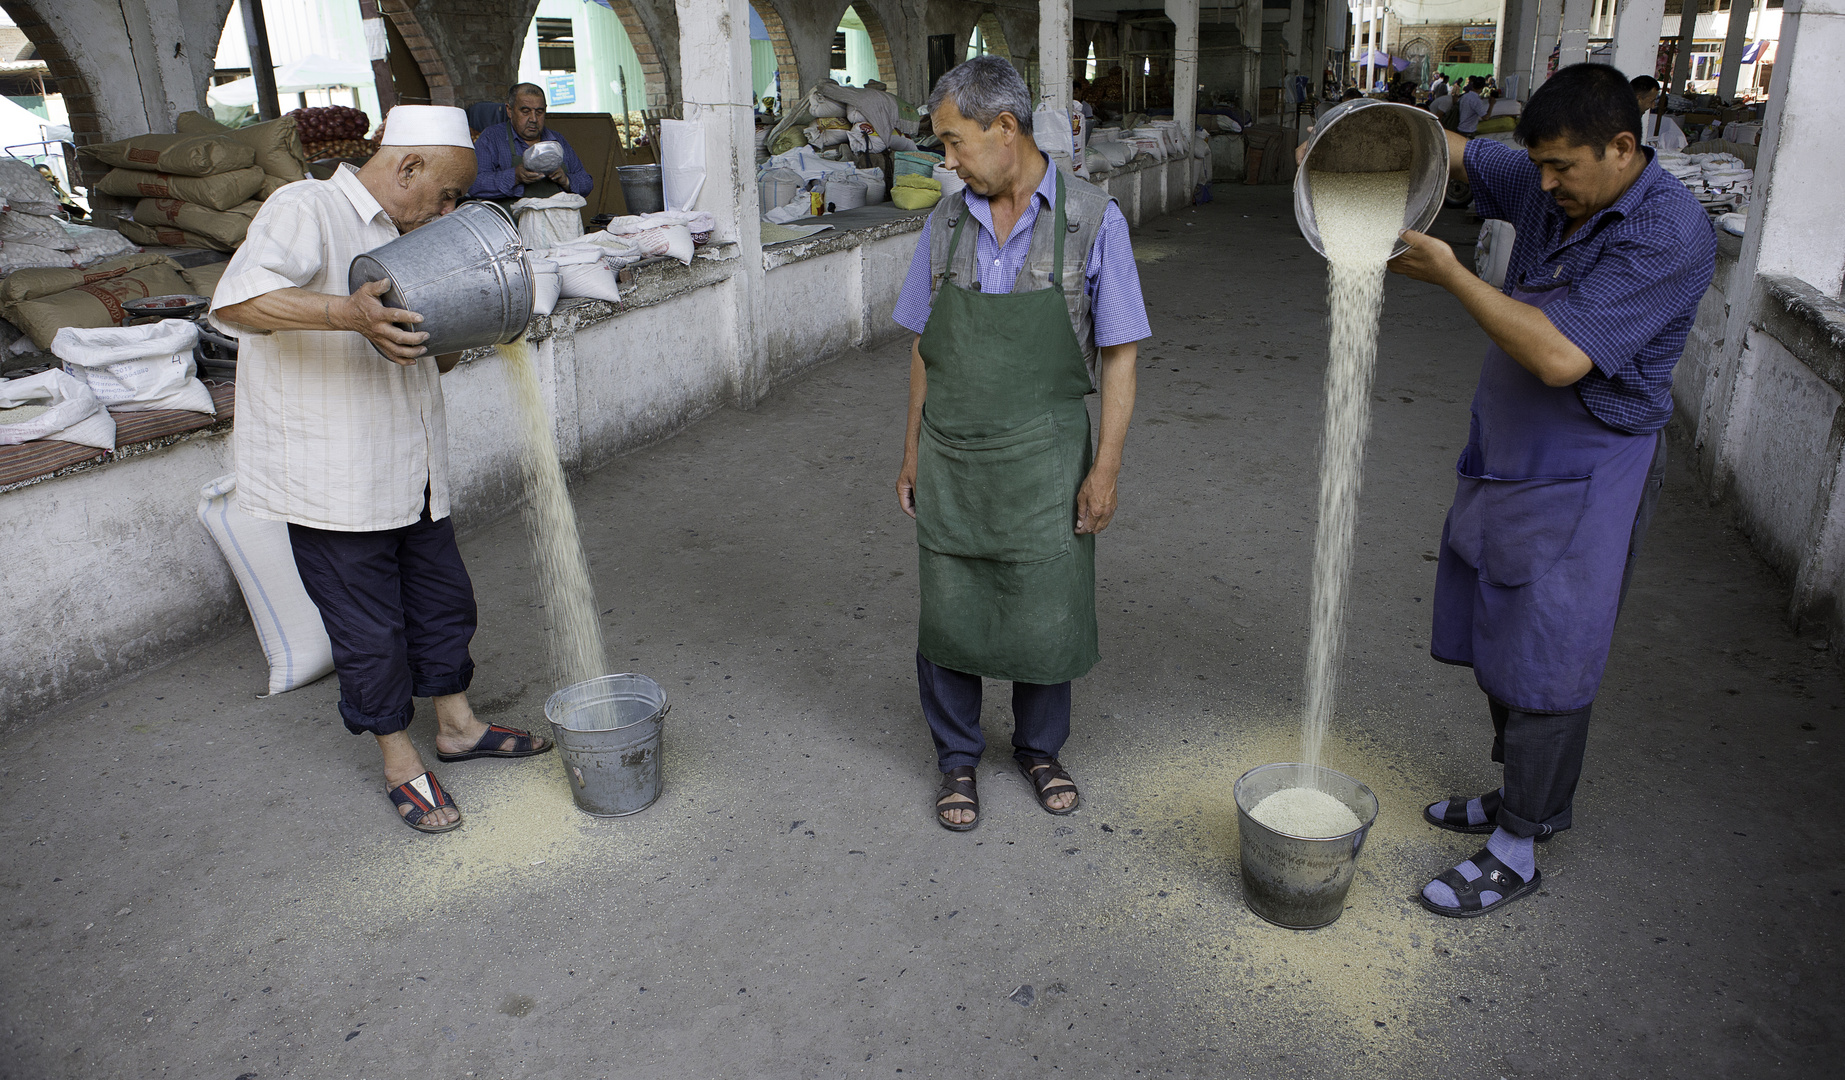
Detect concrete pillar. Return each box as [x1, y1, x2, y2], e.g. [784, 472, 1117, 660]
[1040, 0, 1073, 109]
[1610, 0, 1669, 79]
[674, 0, 765, 406]
[1284, 0, 1306, 106]
[1717, 0, 1755, 100]
[1167, 0, 1199, 188]
[1558, 0, 1593, 68]
[1671, 0, 1698, 91]
[1243, 1, 1264, 109]
[1499, 0, 1544, 99]
[1739, 0, 1845, 295]
[1362, 4, 1374, 90]
[1532, 0, 1563, 89]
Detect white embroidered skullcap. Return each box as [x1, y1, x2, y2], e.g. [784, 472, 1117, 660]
[378, 105, 473, 149]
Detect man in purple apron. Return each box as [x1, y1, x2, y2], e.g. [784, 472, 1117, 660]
[1387, 64, 1716, 917]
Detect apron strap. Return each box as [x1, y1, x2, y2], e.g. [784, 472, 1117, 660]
[943, 195, 971, 282]
[1050, 168, 1067, 289]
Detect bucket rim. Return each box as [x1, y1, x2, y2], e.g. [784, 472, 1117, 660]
[1293, 99, 1449, 262]
[543, 672, 669, 732]
[1233, 762, 1380, 839]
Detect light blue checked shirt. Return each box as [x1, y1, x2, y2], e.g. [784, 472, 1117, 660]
[890, 154, 1151, 349]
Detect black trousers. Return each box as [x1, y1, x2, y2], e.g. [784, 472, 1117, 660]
[917, 652, 1070, 772]
[288, 498, 478, 737]
[1491, 433, 1667, 839]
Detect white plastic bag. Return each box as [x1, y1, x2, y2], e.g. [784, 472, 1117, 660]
[512, 191, 587, 250]
[0, 241, 80, 274]
[528, 256, 560, 316]
[856, 167, 887, 204]
[549, 246, 621, 302]
[1033, 105, 1074, 174]
[63, 222, 140, 264]
[197, 474, 335, 696]
[51, 320, 216, 414]
[0, 368, 116, 448]
[0, 209, 76, 250]
[659, 118, 707, 213]
[628, 224, 694, 264]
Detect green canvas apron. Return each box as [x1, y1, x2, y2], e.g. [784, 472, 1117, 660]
[914, 171, 1099, 685]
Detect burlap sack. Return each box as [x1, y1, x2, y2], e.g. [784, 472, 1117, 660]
[176, 111, 309, 182]
[0, 252, 176, 305]
[96, 167, 265, 211]
[79, 134, 256, 178]
[134, 198, 261, 248]
[256, 174, 296, 200]
[117, 218, 232, 253]
[182, 260, 230, 300]
[5, 261, 195, 349]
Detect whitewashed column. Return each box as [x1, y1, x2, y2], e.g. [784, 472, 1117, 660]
[1610, 0, 1669, 79]
[674, 0, 766, 405]
[1532, 0, 1564, 89]
[1717, 0, 1755, 100]
[1670, 0, 1698, 90]
[1558, 0, 1593, 68]
[1284, 0, 1306, 92]
[1167, 0, 1199, 191]
[1040, 0, 1074, 110]
[1740, 0, 1845, 294]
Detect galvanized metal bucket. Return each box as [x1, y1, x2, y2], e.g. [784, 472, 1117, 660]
[1234, 762, 1380, 929]
[347, 200, 532, 356]
[618, 164, 665, 214]
[543, 673, 667, 817]
[1294, 99, 1450, 261]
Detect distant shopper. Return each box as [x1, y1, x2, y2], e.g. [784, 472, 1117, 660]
[1631, 75, 1687, 150]
[1457, 76, 1490, 135]
[212, 106, 554, 835]
[1387, 64, 1716, 917]
[1429, 73, 1450, 103]
[469, 83, 594, 205]
[1341, 87, 1365, 102]
[1631, 74, 1661, 114]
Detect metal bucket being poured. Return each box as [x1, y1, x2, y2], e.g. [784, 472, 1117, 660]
[347, 200, 533, 356]
[1293, 99, 1449, 261]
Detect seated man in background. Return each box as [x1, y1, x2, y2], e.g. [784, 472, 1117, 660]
[469, 82, 594, 205]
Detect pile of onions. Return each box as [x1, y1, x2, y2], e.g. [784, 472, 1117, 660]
[301, 138, 378, 162]
[289, 105, 371, 144]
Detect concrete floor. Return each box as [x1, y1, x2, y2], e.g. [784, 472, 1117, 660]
[4, 186, 1841, 1080]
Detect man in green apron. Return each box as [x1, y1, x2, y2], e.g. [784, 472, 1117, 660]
[468, 83, 594, 207]
[890, 57, 1149, 831]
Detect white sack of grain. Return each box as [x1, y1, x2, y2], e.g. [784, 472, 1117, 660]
[52, 319, 216, 414]
[0, 159, 62, 215]
[0, 208, 77, 250]
[513, 191, 587, 250]
[528, 256, 561, 316]
[197, 474, 335, 696]
[0, 367, 116, 448]
[549, 246, 621, 302]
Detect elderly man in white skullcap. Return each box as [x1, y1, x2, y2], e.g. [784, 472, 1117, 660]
[212, 105, 552, 835]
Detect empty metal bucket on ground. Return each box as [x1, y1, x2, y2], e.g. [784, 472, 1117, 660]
[1293, 99, 1449, 261]
[347, 200, 532, 355]
[618, 164, 665, 214]
[1234, 762, 1380, 929]
[544, 673, 668, 817]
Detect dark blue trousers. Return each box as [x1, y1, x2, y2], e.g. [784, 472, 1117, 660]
[288, 500, 477, 737]
[917, 652, 1071, 772]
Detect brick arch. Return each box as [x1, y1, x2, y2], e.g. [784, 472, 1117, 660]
[970, 11, 1011, 61]
[605, 0, 673, 108]
[750, 0, 799, 101]
[377, 0, 457, 106]
[0, 0, 100, 160]
[827, 3, 893, 87]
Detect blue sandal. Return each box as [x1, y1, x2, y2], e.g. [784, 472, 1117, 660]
[436, 723, 553, 763]
[387, 772, 461, 833]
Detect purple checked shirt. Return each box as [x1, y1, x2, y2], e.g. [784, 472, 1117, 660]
[891, 155, 1151, 349]
[468, 122, 595, 201]
[1466, 138, 1716, 435]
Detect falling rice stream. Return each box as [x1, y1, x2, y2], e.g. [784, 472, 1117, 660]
[497, 341, 607, 690]
[1292, 169, 1408, 805]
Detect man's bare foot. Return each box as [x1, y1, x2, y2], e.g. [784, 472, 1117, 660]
[428, 692, 550, 759]
[936, 766, 979, 831]
[377, 730, 459, 828]
[1020, 757, 1080, 815]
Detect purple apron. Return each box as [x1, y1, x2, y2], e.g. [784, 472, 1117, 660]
[1431, 283, 1657, 713]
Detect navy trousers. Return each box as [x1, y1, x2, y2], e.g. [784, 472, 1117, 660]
[917, 652, 1071, 772]
[1492, 434, 1667, 838]
[288, 499, 477, 737]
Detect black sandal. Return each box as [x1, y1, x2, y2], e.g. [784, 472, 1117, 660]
[1018, 755, 1080, 816]
[1418, 848, 1542, 919]
[1423, 789, 1554, 842]
[935, 766, 979, 832]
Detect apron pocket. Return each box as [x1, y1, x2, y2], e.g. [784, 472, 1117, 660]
[916, 411, 1071, 563]
[1446, 461, 1592, 588]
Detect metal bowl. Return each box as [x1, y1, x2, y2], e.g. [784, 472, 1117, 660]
[122, 293, 210, 321]
[523, 140, 565, 174]
[1293, 99, 1450, 261]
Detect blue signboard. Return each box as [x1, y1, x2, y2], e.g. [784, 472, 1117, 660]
[547, 74, 577, 106]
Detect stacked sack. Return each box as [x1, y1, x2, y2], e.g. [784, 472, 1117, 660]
[83, 115, 308, 252]
[1, 252, 194, 350]
[0, 160, 139, 273]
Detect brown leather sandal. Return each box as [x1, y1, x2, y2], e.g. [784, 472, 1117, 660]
[1018, 755, 1080, 815]
[935, 766, 979, 832]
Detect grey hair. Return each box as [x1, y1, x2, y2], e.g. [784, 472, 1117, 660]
[507, 82, 545, 105]
[927, 55, 1033, 135]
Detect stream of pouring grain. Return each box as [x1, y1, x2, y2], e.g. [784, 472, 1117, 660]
[497, 340, 607, 690]
[1299, 170, 1409, 785]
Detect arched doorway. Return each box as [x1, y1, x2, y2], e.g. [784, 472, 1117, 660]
[749, 2, 797, 108]
[0, 0, 101, 179]
[833, 5, 889, 87]
[1443, 39, 1474, 65]
[967, 12, 1011, 62]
